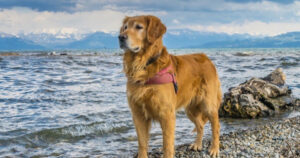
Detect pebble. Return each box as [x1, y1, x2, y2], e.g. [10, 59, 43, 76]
[147, 116, 300, 158]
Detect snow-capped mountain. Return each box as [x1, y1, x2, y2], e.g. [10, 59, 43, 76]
[1, 30, 300, 51]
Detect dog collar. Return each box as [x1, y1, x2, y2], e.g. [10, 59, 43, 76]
[146, 53, 161, 66]
[145, 50, 162, 67]
[145, 64, 178, 94]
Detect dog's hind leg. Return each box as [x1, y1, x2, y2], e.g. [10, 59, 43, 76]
[186, 107, 208, 151]
[207, 86, 221, 157]
[208, 110, 220, 157]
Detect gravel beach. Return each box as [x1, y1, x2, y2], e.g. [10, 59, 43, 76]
[148, 115, 300, 158]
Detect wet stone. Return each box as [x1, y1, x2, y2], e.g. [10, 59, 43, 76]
[219, 68, 300, 118]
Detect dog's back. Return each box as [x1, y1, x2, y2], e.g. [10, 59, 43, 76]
[171, 53, 222, 110]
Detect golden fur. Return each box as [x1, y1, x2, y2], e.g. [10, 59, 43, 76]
[119, 15, 222, 158]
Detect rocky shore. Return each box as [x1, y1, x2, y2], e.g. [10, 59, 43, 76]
[219, 68, 299, 118]
[148, 115, 300, 158]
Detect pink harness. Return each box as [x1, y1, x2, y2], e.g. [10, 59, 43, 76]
[145, 64, 178, 93]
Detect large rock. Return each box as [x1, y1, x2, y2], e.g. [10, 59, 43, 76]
[219, 68, 299, 118]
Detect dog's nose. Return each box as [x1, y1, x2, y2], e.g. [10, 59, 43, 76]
[118, 35, 128, 41]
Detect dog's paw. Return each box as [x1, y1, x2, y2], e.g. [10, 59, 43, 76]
[188, 143, 202, 151]
[209, 147, 219, 158]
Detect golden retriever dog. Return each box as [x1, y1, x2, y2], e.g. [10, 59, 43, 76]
[119, 15, 222, 158]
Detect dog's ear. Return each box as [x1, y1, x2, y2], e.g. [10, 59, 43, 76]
[146, 16, 166, 43]
[123, 16, 130, 24]
[120, 16, 130, 32]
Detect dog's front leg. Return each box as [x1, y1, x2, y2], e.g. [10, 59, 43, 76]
[131, 107, 151, 158]
[159, 111, 176, 158]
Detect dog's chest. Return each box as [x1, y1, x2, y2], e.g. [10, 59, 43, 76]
[127, 86, 164, 119]
[126, 84, 177, 120]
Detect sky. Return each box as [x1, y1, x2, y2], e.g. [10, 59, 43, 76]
[0, 0, 300, 37]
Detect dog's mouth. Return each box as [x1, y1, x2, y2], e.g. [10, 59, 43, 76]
[132, 47, 140, 52]
[119, 41, 126, 49]
[119, 40, 140, 53]
[119, 44, 126, 50]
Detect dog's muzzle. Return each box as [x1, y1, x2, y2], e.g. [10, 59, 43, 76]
[118, 34, 128, 48]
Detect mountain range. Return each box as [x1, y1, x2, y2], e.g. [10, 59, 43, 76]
[0, 33, 45, 50]
[1, 30, 300, 51]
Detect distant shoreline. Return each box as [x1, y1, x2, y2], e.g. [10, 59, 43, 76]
[1, 47, 300, 54]
[1, 47, 300, 52]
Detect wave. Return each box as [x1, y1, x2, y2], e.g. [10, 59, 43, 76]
[225, 68, 246, 72]
[279, 56, 299, 67]
[280, 61, 298, 67]
[0, 50, 123, 57]
[0, 121, 131, 148]
[233, 51, 255, 56]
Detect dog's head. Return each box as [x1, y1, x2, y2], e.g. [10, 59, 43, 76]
[119, 15, 166, 53]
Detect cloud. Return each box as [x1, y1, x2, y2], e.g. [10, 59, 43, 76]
[0, 0, 297, 12]
[172, 19, 179, 24]
[0, 0, 300, 37]
[161, 0, 300, 24]
[162, 1, 300, 36]
[0, 7, 121, 36]
[224, 0, 295, 4]
[0, 7, 165, 37]
[182, 21, 300, 36]
[0, 0, 76, 12]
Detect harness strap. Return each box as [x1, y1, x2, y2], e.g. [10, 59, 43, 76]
[145, 64, 178, 94]
[171, 73, 178, 93]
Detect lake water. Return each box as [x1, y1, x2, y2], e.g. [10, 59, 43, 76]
[0, 48, 299, 157]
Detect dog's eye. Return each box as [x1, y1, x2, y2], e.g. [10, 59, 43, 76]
[135, 25, 143, 30]
[124, 25, 128, 30]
